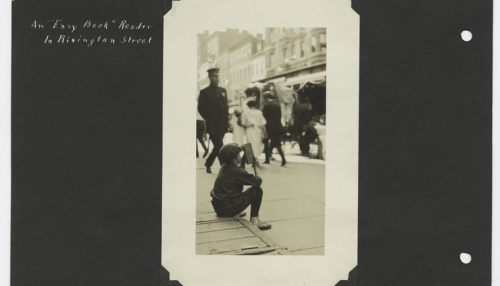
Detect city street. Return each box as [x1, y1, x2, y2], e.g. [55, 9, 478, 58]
[196, 136, 325, 255]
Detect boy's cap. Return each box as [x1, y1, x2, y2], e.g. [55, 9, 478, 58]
[218, 143, 243, 164]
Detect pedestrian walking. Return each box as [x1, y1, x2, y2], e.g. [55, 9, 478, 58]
[240, 100, 266, 163]
[230, 108, 245, 146]
[198, 67, 229, 173]
[293, 97, 312, 152]
[210, 143, 272, 230]
[300, 115, 319, 156]
[262, 92, 286, 166]
[196, 112, 209, 159]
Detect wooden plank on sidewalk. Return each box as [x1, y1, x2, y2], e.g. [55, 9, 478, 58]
[196, 237, 267, 255]
[196, 220, 244, 233]
[196, 212, 234, 223]
[233, 246, 277, 255]
[197, 227, 255, 244]
[236, 217, 293, 255]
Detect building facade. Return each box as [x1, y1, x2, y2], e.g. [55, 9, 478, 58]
[197, 31, 209, 69]
[197, 28, 326, 107]
[263, 27, 326, 89]
[197, 29, 251, 101]
[227, 35, 257, 106]
[250, 36, 266, 82]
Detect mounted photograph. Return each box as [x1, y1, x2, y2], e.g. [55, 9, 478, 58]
[195, 27, 327, 255]
[163, 0, 358, 284]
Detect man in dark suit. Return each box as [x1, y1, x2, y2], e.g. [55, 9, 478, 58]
[262, 91, 287, 166]
[197, 67, 229, 173]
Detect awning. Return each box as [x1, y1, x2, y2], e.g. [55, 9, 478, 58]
[297, 80, 327, 116]
[283, 71, 326, 87]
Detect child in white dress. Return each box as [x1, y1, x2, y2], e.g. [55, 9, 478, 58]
[241, 100, 267, 160]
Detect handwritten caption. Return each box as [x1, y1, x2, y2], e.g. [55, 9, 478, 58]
[31, 20, 153, 47]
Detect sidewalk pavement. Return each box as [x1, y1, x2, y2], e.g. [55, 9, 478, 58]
[196, 148, 325, 255]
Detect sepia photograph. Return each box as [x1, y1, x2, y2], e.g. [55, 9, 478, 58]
[195, 27, 327, 255]
[163, 0, 358, 284]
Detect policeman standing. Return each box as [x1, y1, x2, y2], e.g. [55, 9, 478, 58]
[197, 67, 229, 173]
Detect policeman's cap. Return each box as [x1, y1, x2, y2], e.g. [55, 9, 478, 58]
[207, 68, 220, 75]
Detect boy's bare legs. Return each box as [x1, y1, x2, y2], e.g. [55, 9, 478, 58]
[246, 186, 272, 230]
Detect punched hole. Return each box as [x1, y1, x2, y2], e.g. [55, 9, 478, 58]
[460, 253, 472, 264]
[461, 30, 473, 42]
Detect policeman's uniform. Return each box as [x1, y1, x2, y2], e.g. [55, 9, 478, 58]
[197, 68, 229, 171]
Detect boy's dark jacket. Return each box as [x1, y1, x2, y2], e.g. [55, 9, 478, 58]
[210, 164, 262, 200]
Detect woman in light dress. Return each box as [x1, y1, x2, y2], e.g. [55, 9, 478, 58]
[240, 100, 267, 161]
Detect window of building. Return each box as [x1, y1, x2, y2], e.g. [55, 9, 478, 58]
[283, 48, 287, 61]
[300, 41, 305, 57]
[311, 36, 317, 53]
[270, 52, 274, 66]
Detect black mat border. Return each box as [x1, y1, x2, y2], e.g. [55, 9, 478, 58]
[11, 0, 492, 285]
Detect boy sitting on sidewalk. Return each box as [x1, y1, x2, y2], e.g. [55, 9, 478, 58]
[210, 143, 272, 230]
